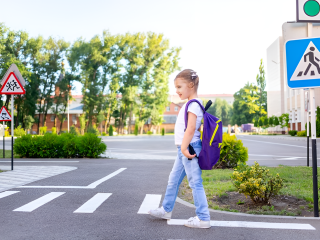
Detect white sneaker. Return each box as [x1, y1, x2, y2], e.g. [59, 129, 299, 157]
[148, 206, 172, 220]
[184, 216, 211, 229]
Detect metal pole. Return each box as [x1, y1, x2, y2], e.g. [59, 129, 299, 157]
[307, 91, 310, 167]
[310, 88, 319, 217]
[11, 95, 13, 170]
[3, 121, 4, 158]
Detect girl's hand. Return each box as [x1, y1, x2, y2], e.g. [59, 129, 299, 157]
[181, 147, 196, 159]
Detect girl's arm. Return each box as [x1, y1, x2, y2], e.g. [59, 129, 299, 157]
[181, 111, 197, 159]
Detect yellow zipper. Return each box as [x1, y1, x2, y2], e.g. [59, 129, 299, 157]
[209, 120, 221, 146]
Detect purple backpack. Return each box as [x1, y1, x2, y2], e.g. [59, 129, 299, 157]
[184, 99, 223, 170]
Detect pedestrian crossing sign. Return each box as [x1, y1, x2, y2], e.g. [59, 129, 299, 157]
[0, 106, 11, 121]
[0, 72, 25, 94]
[285, 37, 320, 89]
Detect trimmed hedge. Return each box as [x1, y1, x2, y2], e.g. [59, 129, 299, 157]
[289, 130, 297, 136]
[14, 133, 107, 158]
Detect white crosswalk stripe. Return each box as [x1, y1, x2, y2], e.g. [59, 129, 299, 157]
[13, 192, 65, 212]
[74, 193, 112, 213]
[0, 191, 19, 199]
[138, 194, 162, 214]
[167, 219, 316, 230]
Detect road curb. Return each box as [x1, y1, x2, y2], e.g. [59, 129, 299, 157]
[237, 135, 320, 142]
[176, 197, 320, 220]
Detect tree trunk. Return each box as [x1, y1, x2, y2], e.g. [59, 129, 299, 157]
[38, 100, 42, 134]
[118, 107, 122, 134]
[121, 104, 127, 134]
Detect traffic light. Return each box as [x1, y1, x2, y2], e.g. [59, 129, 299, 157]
[297, 0, 320, 22]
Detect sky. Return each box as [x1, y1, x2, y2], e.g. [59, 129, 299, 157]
[0, 0, 296, 95]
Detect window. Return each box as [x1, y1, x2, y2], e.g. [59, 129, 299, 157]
[51, 115, 55, 122]
[72, 115, 76, 121]
[166, 106, 170, 111]
[174, 106, 178, 111]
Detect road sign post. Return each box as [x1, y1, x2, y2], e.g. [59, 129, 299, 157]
[305, 90, 310, 166]
[285, 18, 319, 216]
[0, 106, 12, 160]
[0, 64, 26, 171]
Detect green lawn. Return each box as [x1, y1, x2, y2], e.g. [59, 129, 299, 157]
[193, 166, 320, 204]
[0, 149, 19, 158]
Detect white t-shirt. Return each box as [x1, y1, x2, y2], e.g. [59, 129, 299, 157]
[174, 98, 203, 145]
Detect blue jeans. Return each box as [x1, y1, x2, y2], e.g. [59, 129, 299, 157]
[162, 140, 210, 221]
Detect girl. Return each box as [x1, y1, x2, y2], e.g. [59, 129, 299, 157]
[149, 69, 211, 229]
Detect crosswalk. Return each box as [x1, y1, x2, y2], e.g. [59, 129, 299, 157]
[0, 191, 316, 230]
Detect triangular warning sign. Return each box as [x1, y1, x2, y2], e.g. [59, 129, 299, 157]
[290, 41, 320, 81]
[0, 106, 12, 121]
[0, 72, 25, 94]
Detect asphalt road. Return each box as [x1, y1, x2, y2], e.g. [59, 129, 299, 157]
[0, 135, 319, 240]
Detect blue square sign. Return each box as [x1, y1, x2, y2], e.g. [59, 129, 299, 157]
[286, 37, 320, 89]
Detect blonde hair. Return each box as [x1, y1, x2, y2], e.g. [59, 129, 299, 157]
[175, 69, 199, 90]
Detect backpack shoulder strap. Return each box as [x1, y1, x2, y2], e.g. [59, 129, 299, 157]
[184, 99, 205, 131]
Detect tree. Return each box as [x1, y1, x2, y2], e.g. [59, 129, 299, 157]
[268, 116, 274, 127]
[24, 115, 34, 133]
[96, 111, 105, 135]
[274, 116, 280, 126]
[207, 98, 233, 126]
[263, 116, 269, 127]
[256, 59, 267, 117]
[231, 83, 260, 125]
[279, 113, 290, 128]
[79, 114, 87, 135]
[258, 118, 263, 127]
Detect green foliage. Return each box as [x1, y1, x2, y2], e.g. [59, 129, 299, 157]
[87, 126, 98, 135]
[24, 115, 34, 131]
[108, 125, 113, 136]
[14, 126, 26, 137]
[268, 116, 274, 127]
[51, 127, 57, 134]
[147, 131, 153, 135]
[231, 83, 262, 125]
[231, 162, 284, 203]
[289, 130, 297, 136]
[14, 133, 106, 158]
[102, 132, 107, 136]
[297, 131, 307, 137]
[274, 116, 280, 126]
[39, 126, 47, 135]
[70, 126, 79, 135]
[206, 98, 233, 126]
[79, 114, 87, 135]
[279, 113, 290, 128]
[263, 117, 269, 127]
[258, 118, 263, 127]
[256, 59, 267, 117]
[134, 124, 139, 136]
[214, 133, 248, 169]
[161, 128, 165, 136]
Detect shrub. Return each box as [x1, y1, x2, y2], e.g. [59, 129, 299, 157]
[70, 125, 79, 135]
[51, 127, 57, 134]
[87, 126, 98, 135]
[297, 130, 307, 137]
[14, 126, 26, 137]
[231, 162, 284, 204]
[214, 133, 248, 169]
[161, 128, 165, 136]
[108, 125, 113, 136]
[77, 133, 107, 158]
[288, 130, 297, 136]
[102, 132, 107, 136]
[147, 131, 153, 135]
[14, 133, 107, 158]
[39, 126, 47, 135]
[134, 124, 138, 136]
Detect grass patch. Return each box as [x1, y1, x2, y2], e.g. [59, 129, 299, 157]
[0, 149, 19, 158]
[180, 166, 320, 216]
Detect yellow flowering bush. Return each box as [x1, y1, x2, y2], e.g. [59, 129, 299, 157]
[231, 162, 284, 203]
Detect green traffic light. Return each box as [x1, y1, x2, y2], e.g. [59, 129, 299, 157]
[304, 0, 320, 17]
